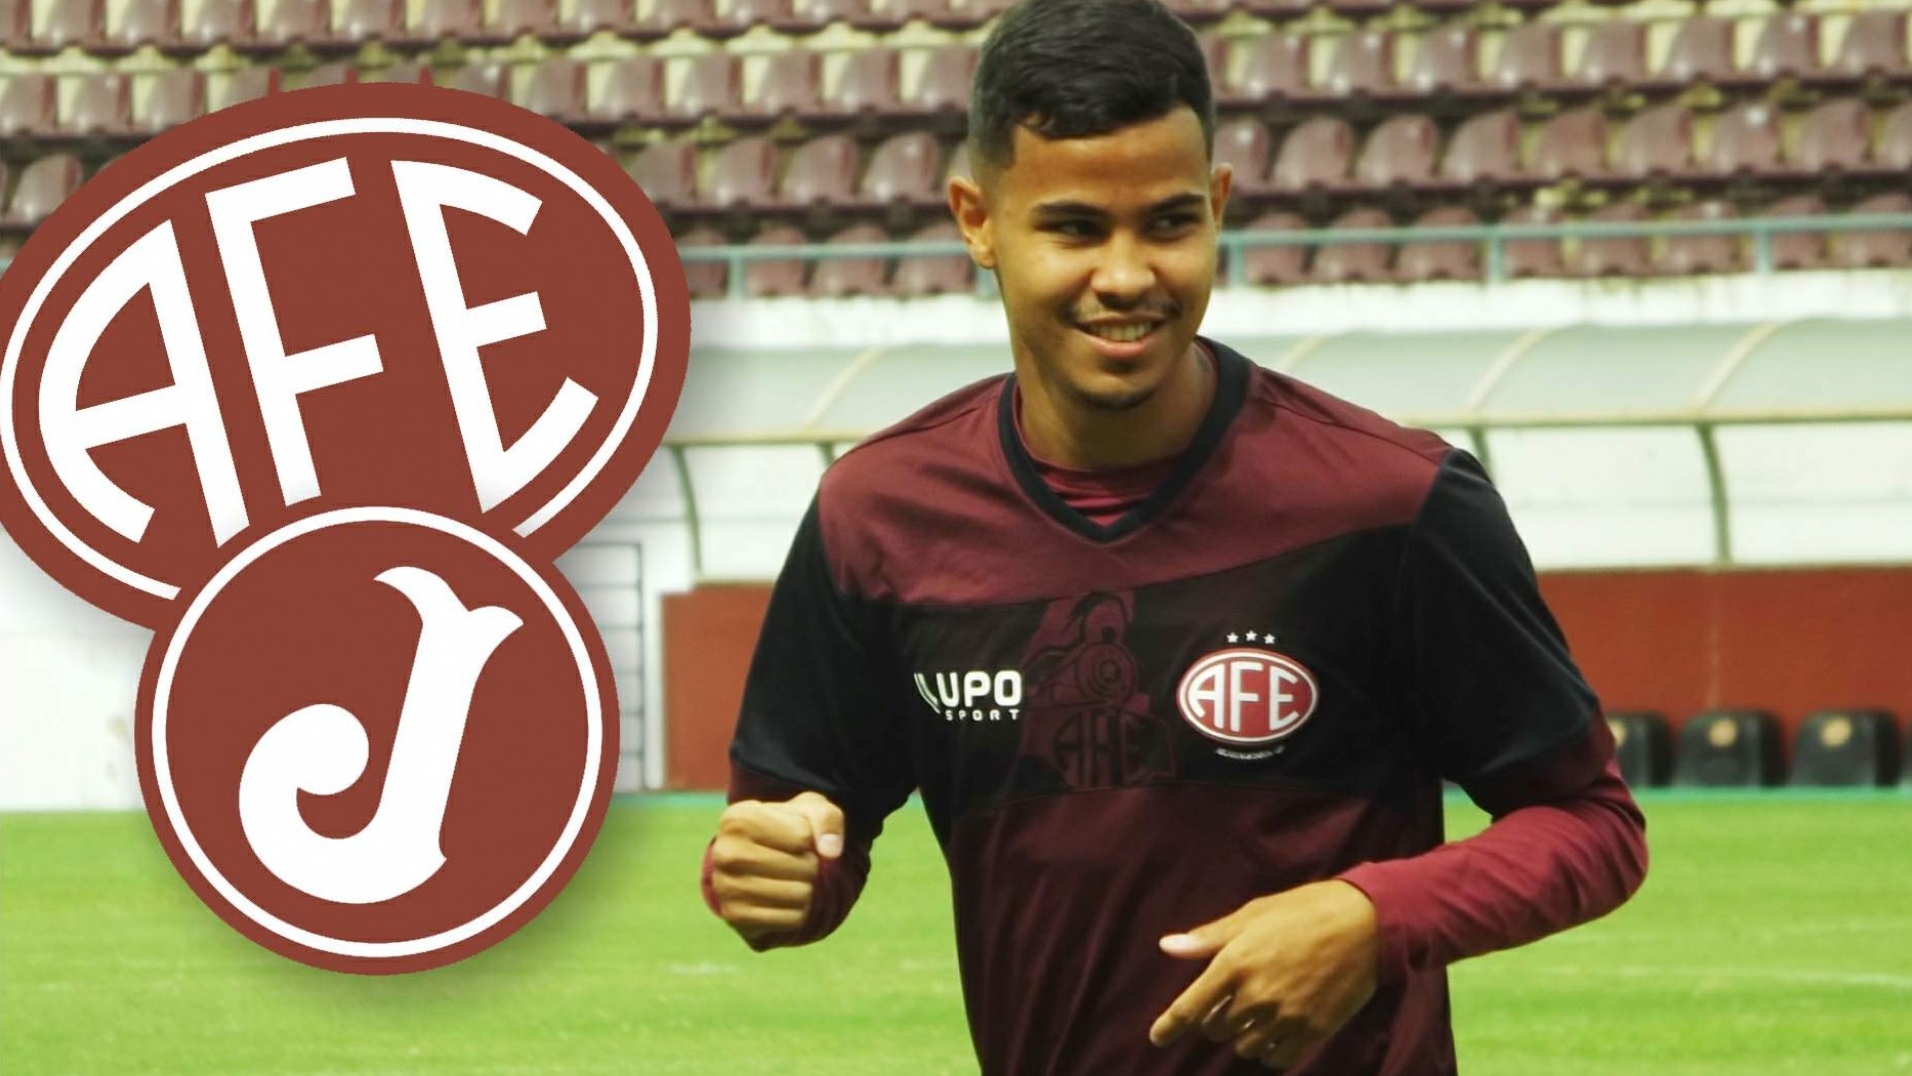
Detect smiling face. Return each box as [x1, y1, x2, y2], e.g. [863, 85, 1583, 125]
[952, 107, 1231, 454]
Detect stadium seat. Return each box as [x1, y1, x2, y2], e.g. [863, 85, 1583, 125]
[945, 142, 970, 183]
[1270, 117, 1355, 193]
[1488, 22, 1563, 93]
[248, 0, 347, 53]
[825, 47, 903, 121]
[1606, 712, 1672, 788]
[539, 0, 632, 42]
[667, 53, 743, 127]
[590, 56, 667, 129]
[891, 222, 973, 297]
[1165, 0, 1233, 25]
[168, 0, 258, 54]
[704, 0, 785, 38]
[1789, 710, 1900, 786]
[627, 141, 698, 212]
[628, 0, 710, 40]
[1829, 192, 1912, 269]
[104, 0, 180, 54]
[1239, 211, 1307, 286]
[1878, 101, 1912, 172]
[1404, 25, 1481, 97]
[1528, 107, 1609, 183]
[676, 226, 729, 299]
[1824, 10, 1908, 83]
[1744, 13, 1820, 84]
[1672, 710, 1782, 787]
[810, 224, 892, 297]
[1572, 20, 1648, 92]
[1789, 97, 1872, 175]
[1312, 207, 1393, 284]
[1218, 32, 1310, 108]
[1237, 0, 1310, 18]
[2, 153, 84, 229]
[1761, 195, 1828, 271]
[451, 63, 510, 99]
[1439, 109, 1522, 187]
[1657, 201, 1742, 276]
[335, 0, 405, 45]
[365, 62, 429, 87]
[1651, 16, 1736, 91]
[522, 57, 587, 126]
[492, 0, 559, 41]
[857, 131, 944, 209]
[928, 0, 1014, 31]
[1214, 118, 1272, 197]
[1352, 114, 1439, 190]
[774, 134, 859, 210]
[902, 45, 976, 121]
[770, 0, 859, 34]
[213, 67, 276, 110]
[10, 0, 105, 55]
[1610, 103, 1695, 182]
[1395, 206, 1481, 283]
[298, 63, 353, 89]
[1501, 205, 1565, 279]
[1198, 35, 1229, 103]
[390, 0, 484, 47]
[851, 0, 938, 33]
[743, 225, 808, 298]
[139, 68, 207, 134]
[63, 73, 134, 139]
[0, 73, 58, 140]
[1704, 100, 1783, 180]
[1322, 29, 1397, 100]
[701, 136, 779, 211]
[1571, 202, 1649, 277]
[733, 50, 821, 126]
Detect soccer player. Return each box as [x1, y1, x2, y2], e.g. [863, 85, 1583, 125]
[700, 0, 1648, 1071]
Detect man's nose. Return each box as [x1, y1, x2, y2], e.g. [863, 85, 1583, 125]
[1090, 232, 1156, 304]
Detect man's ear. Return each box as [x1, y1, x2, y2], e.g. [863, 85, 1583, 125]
[1208, 160, 1233, 226]
[948, 174, 996, 271]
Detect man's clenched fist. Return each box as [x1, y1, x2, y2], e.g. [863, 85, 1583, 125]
[707, 792, 846, 943]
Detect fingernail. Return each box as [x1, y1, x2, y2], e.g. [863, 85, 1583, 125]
[817, 833, 843, 858]
[1160, 933, 1195, 952]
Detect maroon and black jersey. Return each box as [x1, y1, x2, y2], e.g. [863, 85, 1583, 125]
[721, 340, 1645, 1076]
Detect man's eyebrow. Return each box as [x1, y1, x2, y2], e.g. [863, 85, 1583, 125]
[1030, 193, 1209, 218]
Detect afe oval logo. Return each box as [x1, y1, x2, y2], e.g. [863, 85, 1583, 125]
[1176, 648, 1321, 746]
[0, 82, 688, 626]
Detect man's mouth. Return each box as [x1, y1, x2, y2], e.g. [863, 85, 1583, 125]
[1077, 320, 1163, 344]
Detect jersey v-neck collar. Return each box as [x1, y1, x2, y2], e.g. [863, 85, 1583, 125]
[996, 337, 1251, 544]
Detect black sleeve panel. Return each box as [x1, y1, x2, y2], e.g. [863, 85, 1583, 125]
[1395, 450, 1608, 814]
[729, 497, 916, 847]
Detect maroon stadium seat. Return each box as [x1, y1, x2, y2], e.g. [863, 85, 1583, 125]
[492, 0, 559, 40]
[628, 141, 698, 212]
[667, 53, 743, 126]
[1270, 117, 1354, 192]
[771, 0, 859, 34]
[1652, 16, 1736, 90]
[702, 136, 779, 211]
[298, 62, 353, 89]
[139, 68, 207, 133]
[522, 57, 587, 125]
[13, 0, 106, 55]
[1789, 97, 1872, 175]
[391, 0, 485, 46]
[852, 0, 940, 33]
[1322, 29, 1397, 99]
[734, 50, 820, 125]
[1396, 206, 1481, 282]
[676, 226, 729, 299]
[213, 66, 276, 110]
[0, 74, 58, 140]
[1198, 34, 1229, 102]
[1528, 107, 1609, 182]
[1219, 32, 1309, 108]
[693, 0, 775, 38]
[249, 0, 345, 52]
[1439, 109, 1522, 186]
[1745, 13, 1820, 83]
[1312, 208, 1393, 285]
[451, 62, 509, 99]
[858, 131, 944, 209]
[336, 0, 404, 45]
[1573, 20, 1648, 92]
[628, 0, 708, 39]
[929, 0, 1013, 31]
[64, 73, 134, 139]
[168, 0, 258, 53]
[1, 0, 31, 50]
[557, 0, 638, 41]
[1240, 211, 1307, 287]
[2, 154, 84, 229]
[1502, 205, 1565, 279]
[1165, 0, 1233, 26]
[1353, 114, 1439, 189]
[774, 134, 859, 210]
[366, 62, 429, 87]
[1762, 195, 1828, 271]
[743, 225, 809, 298]
[105, 0, 180, 54]
[826, 47, 903, 120]
[1705, 100, 1783, 179]
[1238, 0, 1310, 18]
[591, 56, 667, 128]
[905, 45, 977, 119]
[1826, 10, 1908, 82]
[1571, 202, 1650, 278]
[811, 224, 892, 298]
[1488, 22, 1563, 92]
[1404, 25, 1481, 97]
[1878, 101, 1912, 172]
[1830, 193, 1912, 269]
[1657, 201, 1743, 276]
[1610, 103, 1695, 182]
[1214, 118, 1272, 197]
[891, 222, 973, 297]
[945, 142, 971, 183]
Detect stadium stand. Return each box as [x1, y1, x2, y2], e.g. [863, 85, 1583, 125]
[1572, 202, 1650, 278]
[1762, 195, 1828, 272]
[1270, 116, 1354, 194]
[775, 133, 859, 210]
[1831, 193, 1912, 269]
[1323, 28, 1396, 101]
[1489, 21, 1562, 93]
[1674, 711, 1783, 787]
[742, 224, 808, 298]
[1501, 204, 1565, 279]
[667, 53, 742, 127]
[1607, 712, 1673, 789]
[810, 223, 891, 297]
[1828, 10, 1908, 83]
[1, 153, 82, 231]
[0, 72, 56, 139]
[1657, 201, 1743, 277]
[1352, 114, 1439, 191]
[677, 225, 729, 299]
[1216, 31, 1308, 108]
[1652, 14, 1736, 92]
[1395, 205, 1480, 282]
[1239, 211, 1308, 286]
[1705, 100, 1783, 181]
[1529, 107, 1609, 183]
[1439, 109, 1522, 187]
[889, 221, 971, 296]
[701, 136, 780, 212]
[63, 73, 134, 140]
[1404, 24, 1479, 97]
[1792, 97, 1874, 177]
[1789, 711, 1901, 787]
[591, 56, 666, 129]
[1745, 12, 1818, 85]
[1572, 20, 1647, 93]
[336, 0, 405, 44]
[627, 141, 698, 213]
[857, 131, 945, 210]
[1610, 103, 1693, 183]
[1311, 206, 1392, 284]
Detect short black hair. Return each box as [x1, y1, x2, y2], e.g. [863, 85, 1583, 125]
[967, 0, 1216, 174]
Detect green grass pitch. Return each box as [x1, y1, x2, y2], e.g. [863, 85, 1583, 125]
[3, 794, 1909, 1075]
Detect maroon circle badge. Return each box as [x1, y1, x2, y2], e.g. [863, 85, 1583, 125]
[0, 82, 689, 972]
[1176, 646, 1321, 746]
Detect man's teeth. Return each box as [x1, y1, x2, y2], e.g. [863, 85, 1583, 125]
[1085, 323, 1155, 343]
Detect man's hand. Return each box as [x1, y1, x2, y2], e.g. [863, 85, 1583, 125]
[707, 792, 845, 943]
[1149, 880, 1380, 1070]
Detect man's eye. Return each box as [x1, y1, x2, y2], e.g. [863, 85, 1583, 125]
[1152, 214, 1200, 234]
[1046, 220, 1099, 239]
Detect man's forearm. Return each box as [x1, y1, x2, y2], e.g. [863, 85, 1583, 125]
[700, 763, 874, 950]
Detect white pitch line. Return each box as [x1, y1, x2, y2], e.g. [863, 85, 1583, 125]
[1540, 964, 1912, 991]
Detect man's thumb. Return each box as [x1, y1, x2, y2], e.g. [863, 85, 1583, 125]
[786, 792, 846, 859]
[1159, 914, 1236, 959]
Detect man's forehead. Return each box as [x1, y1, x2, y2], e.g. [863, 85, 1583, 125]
[988, 109, 1212, 208]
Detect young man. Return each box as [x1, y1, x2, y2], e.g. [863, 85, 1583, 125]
[701, 1, 1648, 1072]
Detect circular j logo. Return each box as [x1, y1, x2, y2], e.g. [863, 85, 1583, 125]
[1175, 647, 1321, 746]
[0, 82, 689, 971]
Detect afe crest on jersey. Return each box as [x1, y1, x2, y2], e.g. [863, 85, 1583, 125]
[1175, 634, 1320, 747]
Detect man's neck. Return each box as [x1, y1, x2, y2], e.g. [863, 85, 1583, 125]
[1016, 343, 1216, 471]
